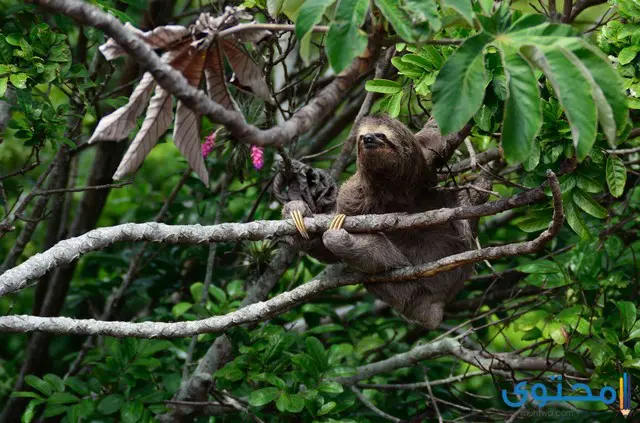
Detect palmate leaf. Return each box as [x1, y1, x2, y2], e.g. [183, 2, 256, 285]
[89, 10, 273, 186]
[428, 14, 626, 162]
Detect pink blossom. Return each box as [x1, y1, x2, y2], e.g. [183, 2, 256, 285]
[250, 145, 264, 170]
[201, 132, 216, 157]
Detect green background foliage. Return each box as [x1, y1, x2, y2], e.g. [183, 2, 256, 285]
[0, 0, 639, 422]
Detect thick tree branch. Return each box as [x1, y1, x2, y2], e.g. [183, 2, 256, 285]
[0, 171, 563, 338]
[34, 0, 379, 147]
[0, 177, 554, 297]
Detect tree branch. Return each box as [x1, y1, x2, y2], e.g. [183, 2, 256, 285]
[0, 171, 563, 338]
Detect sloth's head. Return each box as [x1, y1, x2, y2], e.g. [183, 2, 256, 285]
[355, 115, 425, 183]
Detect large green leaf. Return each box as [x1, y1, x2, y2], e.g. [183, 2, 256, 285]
[501, 50, 542, 163]
[573, 189, 608, 219]
[564, 199, 591, 240]
[432, 31, 493, 135]
[248, 387, 280, 407]
[522, 46, 597, 161]
[606, 155, 627, 197]
[326, 0, 369, 72]
[295, 0, 336, 40]
[572, 47, 628, 144]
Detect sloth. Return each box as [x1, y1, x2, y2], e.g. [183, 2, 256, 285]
[280, 115, 480, 329]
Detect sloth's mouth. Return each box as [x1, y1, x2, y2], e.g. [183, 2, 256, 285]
[362, 135, 385, 149]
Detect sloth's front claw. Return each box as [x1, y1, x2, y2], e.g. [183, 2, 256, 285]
[328, 214, 346, 230]
[290, 210, 309, 240]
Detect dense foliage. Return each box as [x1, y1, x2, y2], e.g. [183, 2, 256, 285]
[0, 0, 639, 422]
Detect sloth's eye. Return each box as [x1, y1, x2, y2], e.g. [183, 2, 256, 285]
[375, 133, 387, 141]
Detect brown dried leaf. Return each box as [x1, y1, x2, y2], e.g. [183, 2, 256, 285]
[89, 45, 190, 143]
[172, 49, 209, 185]
[112, 47, 197, 180]
[112, 86, 173, 180]
[173, 101, 208, 185]
[221, 40, 271, 102]
[205, 42, 239, 110]
[88, 72, 156, 143]
[99, 22, 190, 60]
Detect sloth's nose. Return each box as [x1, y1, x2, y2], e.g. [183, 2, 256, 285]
[363, 134, 375, 143]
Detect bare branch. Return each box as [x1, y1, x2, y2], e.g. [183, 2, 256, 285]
[218, 23, 328, 38]
[351, 386, 403, 423]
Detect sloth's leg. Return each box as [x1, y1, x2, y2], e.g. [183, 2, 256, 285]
[322, 215, 410, 273]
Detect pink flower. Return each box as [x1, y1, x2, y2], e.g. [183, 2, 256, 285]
[250, 145, 264, 170]
[201, 132, 216, 157]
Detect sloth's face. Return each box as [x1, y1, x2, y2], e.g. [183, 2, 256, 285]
[355, 116, 424, 181]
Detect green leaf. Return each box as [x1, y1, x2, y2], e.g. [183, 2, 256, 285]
[11, 392, 43, 400]
[276, 392, 305, 413]
[121, 402, 144, 423]
[374, 0, 415, 42]
[43, 374, 64, 393]
[564, 200, 591, 240]
[618, 45, 640, 65]
[432, 32, 493, 134]
[189, 282, 204, 303]
[564, 351, 587, 375]
[391, 57, 424, 78]
[208, 285, 227, 304]
[171, 302, 191, 317]
[548, 322, 568, 344]
[404, 0, 441, 31]
[443, 0, 474, 24]
[365, 79, 402, 94]
[522, 46, 597, 161]
[248, 387, 280, 407]
[9, 73, 27, 89]
[576, 174, 603, 193]
[48, 392, 79, 405]
[295, 0, 335, 40]
[616, 301, 637, 334]
[48, 44, 71, 62]
[516, 260, 561, 274]
[318, 401, 337, 415]
[387, 90, 403, 118]
[318, 381, 344, 394]
[24, 376, 53, 396]
[521, 327, 542, 341]
[306, 336, 328, 369]
[98, 394, 124, 415]
[22, 401, 39, 423]
[572, 190, 607, 219]
[401, 53, 433, 71]
[574, 47, 627, 135]
[606, 155, 627, 197]
[326, 0, 369, 73]
[569, 47, 627, 147]
[0, 77, 7, 97]
[500, 51, 541, 162]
